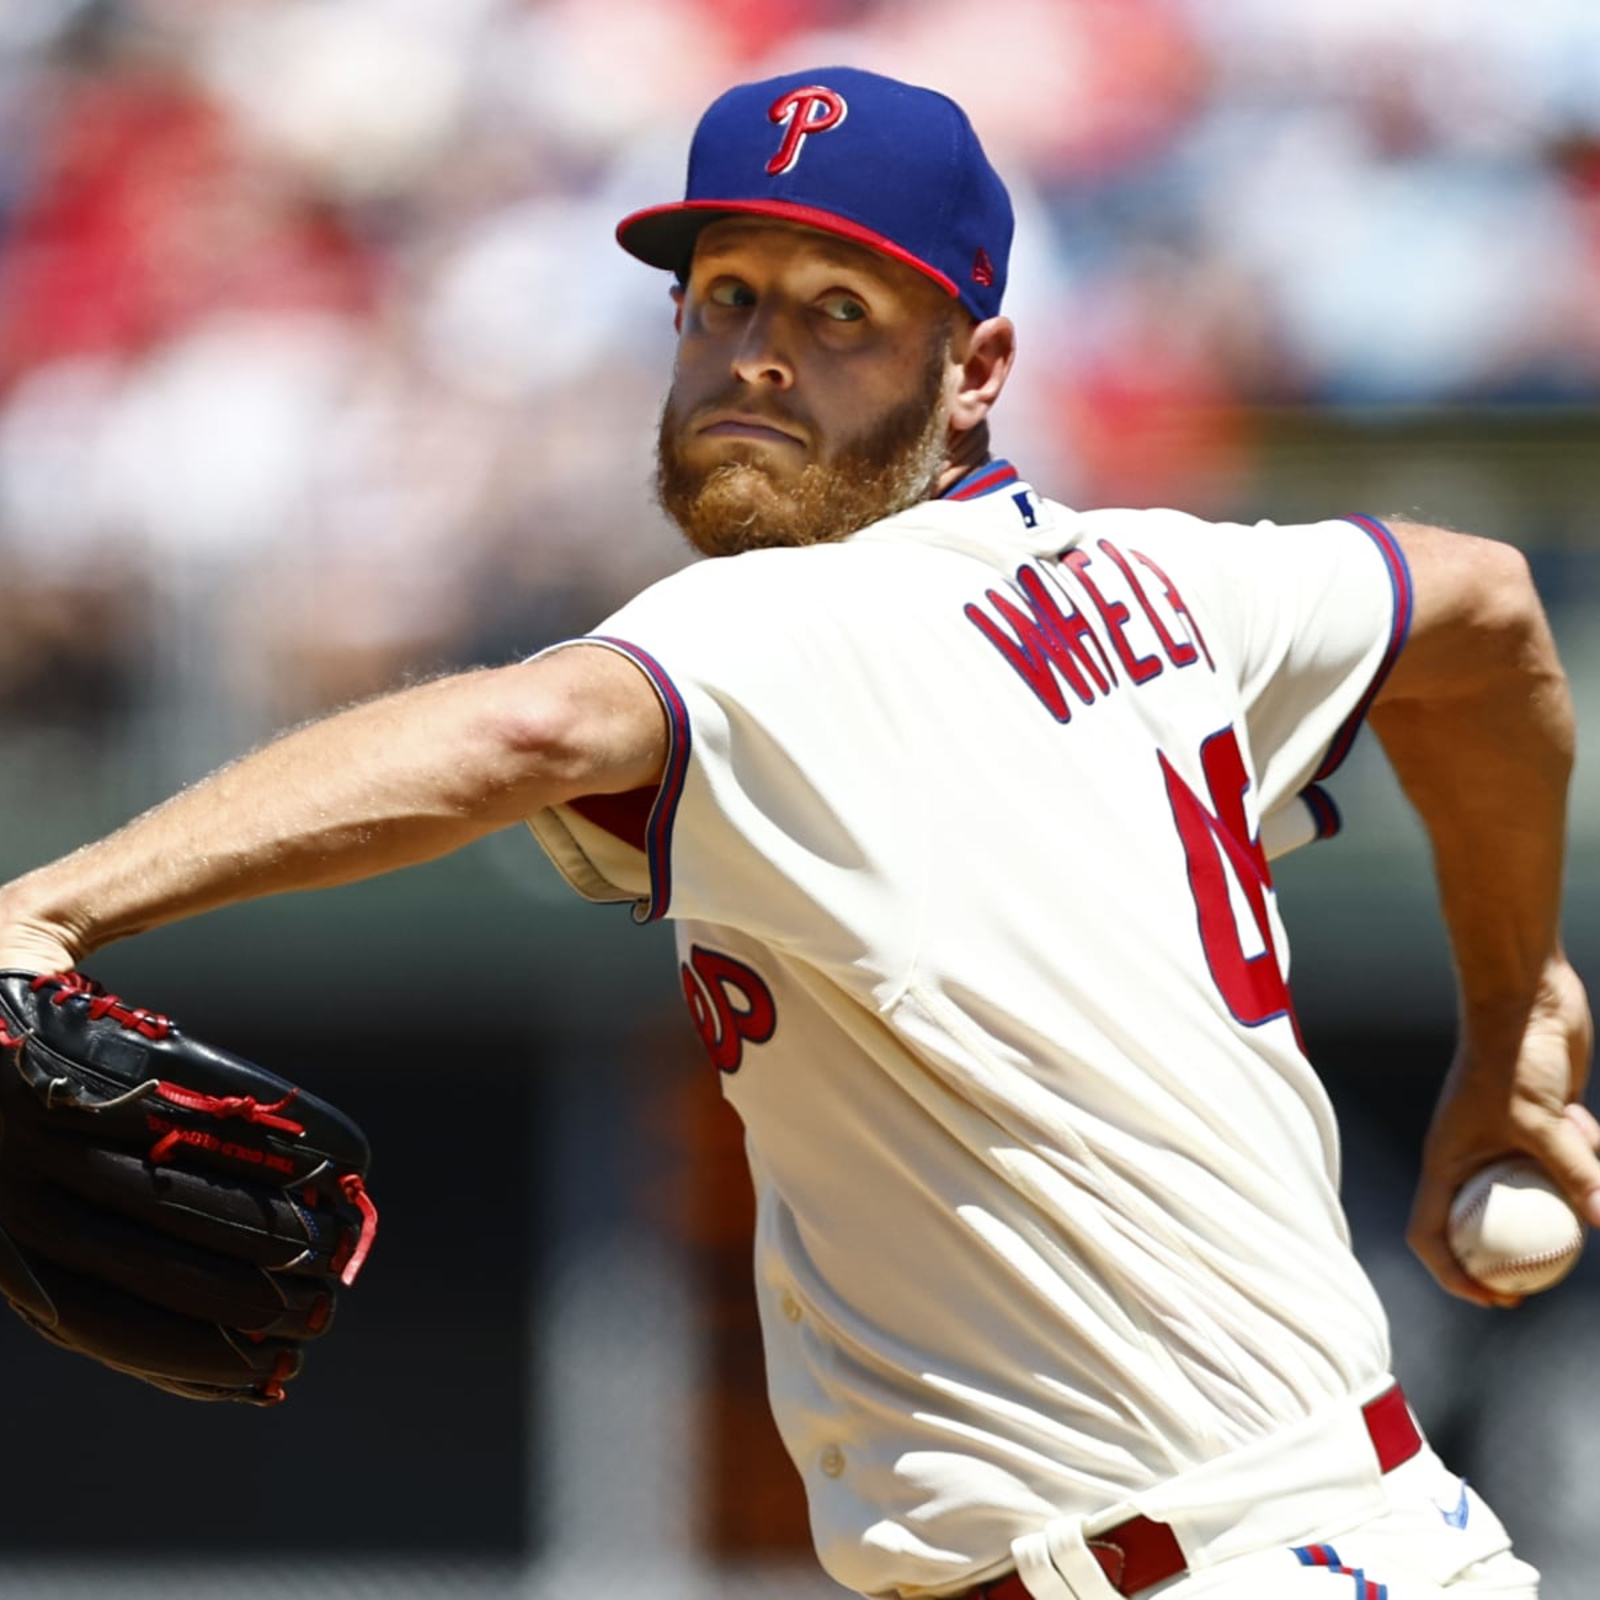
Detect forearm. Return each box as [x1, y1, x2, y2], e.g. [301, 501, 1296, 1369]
[0, 674, 522, 966]
[1371, 526, 1576, 1039]
[0, 652, 662, 969]
[1369, 627, 1573, 1042]
[1372, 524, 1598, 1296]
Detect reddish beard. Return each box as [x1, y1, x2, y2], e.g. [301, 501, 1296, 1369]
[655, 340, 951, 558]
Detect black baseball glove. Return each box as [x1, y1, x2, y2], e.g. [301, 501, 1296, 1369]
[0, 970, 377, 1404]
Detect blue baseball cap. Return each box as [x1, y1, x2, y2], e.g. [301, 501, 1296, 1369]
[616, 66, 1013, 322]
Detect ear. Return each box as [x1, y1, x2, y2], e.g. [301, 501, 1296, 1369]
[945, 316, 1016, 433]
[670, 283, 685, 335]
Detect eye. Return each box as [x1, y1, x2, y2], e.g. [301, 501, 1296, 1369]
[818, 291, 867, 323]
[707, 279, 756, 308]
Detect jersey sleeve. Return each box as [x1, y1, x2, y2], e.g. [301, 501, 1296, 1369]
[524, 549, 876, 933]
[1275, 515, 1413, 784]
[521, 635, 686, 916]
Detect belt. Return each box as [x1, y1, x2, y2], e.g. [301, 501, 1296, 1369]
[968, 1384, 1421, 1600]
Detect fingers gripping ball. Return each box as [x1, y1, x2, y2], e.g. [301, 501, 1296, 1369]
[1447, 1156, 1587, 1296]
[0, 971, 378, 1404]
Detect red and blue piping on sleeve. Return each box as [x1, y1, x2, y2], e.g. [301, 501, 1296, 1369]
[570, 636, 691, 923]
[1302, 782, 1342, 840]
[1313, 514, 1414, 782]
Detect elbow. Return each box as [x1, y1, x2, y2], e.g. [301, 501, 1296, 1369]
[1476, 545, 1569, 706]
[461, 651, 666, 814]
[1384, 523, 1567, 710]
[484, 694, 595, 799]
[415, 668, 597, 824]
[1410, 521, 1539, 638]
[1469, 538, 1545, 644]
[1457, 539, 1562, 686]
[1434, 534, 1574, 764]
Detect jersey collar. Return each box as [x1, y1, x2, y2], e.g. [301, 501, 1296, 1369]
[939, 458, 1020, 501]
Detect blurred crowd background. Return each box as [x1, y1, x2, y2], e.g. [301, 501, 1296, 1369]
[5, 0, 1600, 761]
[0, 2, 1598, 1598]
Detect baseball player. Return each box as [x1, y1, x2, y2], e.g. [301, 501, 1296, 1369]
[0, 64, 1591, 1600]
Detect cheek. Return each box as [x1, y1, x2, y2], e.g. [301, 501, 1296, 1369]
[804, 369, 884, 450]
[666, 339, 723, 412]
[661, 366, 704, 434]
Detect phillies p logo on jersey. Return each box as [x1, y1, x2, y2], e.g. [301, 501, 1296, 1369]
[766, 85, 848, 175]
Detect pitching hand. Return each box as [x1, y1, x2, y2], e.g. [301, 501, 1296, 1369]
[1407, 956, 1600, 1305]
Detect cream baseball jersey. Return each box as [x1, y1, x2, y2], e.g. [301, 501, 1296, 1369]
[527, 463, 1413, 1598]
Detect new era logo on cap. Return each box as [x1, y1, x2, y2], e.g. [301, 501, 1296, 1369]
[616, 66, 1014, 322]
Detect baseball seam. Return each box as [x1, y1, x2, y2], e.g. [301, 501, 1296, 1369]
[1469, 1244, 1575, 1269]
[1454, 1179, 1582, 1280]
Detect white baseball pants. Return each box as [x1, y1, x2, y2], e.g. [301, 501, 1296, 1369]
[1008, 1378, 1537, 1600]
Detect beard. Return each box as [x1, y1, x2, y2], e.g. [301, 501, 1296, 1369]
[655, 338, 951, 559]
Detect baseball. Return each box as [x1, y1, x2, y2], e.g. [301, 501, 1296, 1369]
[1447, 1157, 1587, 1294]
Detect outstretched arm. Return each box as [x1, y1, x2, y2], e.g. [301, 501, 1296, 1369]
[0, 644, 666, 975]
[1369, 519, 1598, 1305]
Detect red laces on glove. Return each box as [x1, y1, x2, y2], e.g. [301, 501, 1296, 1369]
[145, 1085, 304, 1164]
[257, 1349, 296, 1405]
[0, 972, 173, 1047]
[335, 1174, 378, 1286]
[39, 971, 172, 1039]
[152, 1083, 303, 1133]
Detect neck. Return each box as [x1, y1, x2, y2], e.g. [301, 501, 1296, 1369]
[933, 426, 992, 497]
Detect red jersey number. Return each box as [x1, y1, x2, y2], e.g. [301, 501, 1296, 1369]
[1160, 728, 1294, 1028]
[682, 945, 777, 1073]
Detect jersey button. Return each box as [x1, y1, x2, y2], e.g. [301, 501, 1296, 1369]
[820, 1444, 846, 1478]
[780, 1289, 803, 1323]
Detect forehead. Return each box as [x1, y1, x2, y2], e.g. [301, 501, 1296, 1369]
[688, 218, 952, 305]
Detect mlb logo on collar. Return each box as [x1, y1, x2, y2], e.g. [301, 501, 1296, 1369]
[615, 65, 1015, 323]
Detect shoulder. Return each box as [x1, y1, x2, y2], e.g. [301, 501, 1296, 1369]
[1069, 506, 1218, 542]
[1064, 506, 1400, 588]
[625, 541, 867, 600]
[589, 541, 879, 687]
[1066, 506, 1322, 554]
[606, 535, 929, 627]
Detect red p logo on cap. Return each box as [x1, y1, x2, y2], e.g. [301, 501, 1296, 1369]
[766, 85, 848, 175]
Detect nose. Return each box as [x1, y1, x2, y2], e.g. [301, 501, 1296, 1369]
[729, 306, 794, 390]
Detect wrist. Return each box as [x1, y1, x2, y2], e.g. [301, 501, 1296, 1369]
[1457, 950, 1575, 1047]
[0, 879, 90, 975]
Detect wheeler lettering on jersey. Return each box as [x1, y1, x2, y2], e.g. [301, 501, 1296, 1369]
[1064, 548, 1162, 685]
[681, 945, 777, 1073]
[1103, 543, 1210, 669]
[963, 539, 1209, 723]
[963, 564, 1112, 717]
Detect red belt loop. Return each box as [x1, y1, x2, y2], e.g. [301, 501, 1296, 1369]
[1361, 1382, 1422, 1473]
[968, 1384, 1421, 1600]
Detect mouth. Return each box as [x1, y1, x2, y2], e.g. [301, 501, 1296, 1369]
[695, 411, 805, 448]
